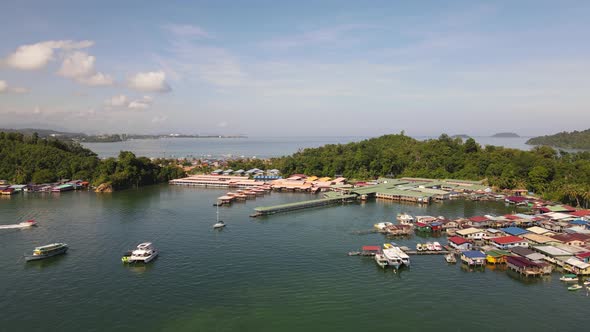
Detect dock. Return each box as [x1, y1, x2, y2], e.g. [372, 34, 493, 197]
[252, 194, 357, 216]
[404, 250, 450, 255]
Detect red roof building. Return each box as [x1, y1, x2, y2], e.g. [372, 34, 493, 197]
[490, 236, 528, 249]
[448, 236, 472, 250]
[570, 210, 590, 217]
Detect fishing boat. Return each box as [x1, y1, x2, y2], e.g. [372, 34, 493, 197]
[0, 219, 37, 230]
[568, 284, 583, 291]
[560, 274, 578, 282]
[426, 242, 434, 251]
[123, 242, 158, 263]
[374, 253, 388, 268]
[445, 253, 457, 263]
[25, 243, 68, 261]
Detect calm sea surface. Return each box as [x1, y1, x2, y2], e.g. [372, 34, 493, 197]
[82, 136, 535, 159]
[1, 186, 588, 331]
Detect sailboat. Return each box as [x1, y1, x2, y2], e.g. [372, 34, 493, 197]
[213, 204, 226, 229]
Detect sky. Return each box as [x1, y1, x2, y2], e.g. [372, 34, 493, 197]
[1, 0, 589, 137]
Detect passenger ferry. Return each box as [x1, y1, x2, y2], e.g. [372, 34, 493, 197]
[25, 243, 68, 261]
[122, 242, 158, 263]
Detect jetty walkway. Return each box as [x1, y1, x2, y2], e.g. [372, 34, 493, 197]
[252, 194, 357, 216]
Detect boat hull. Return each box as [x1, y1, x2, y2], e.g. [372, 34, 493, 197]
[25, 247, 68, 261]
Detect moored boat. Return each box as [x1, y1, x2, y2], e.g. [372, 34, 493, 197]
[433, 242, 443, 251]
[416, 243, 423, 251]
[25, 243, 68, 261]
[445, 253, 457, 263]
[382, 248, 403, 269]
[560, 274, 578, 282]
[426, 242, 434, 251]
[374, 253, 388, 268]
[397, 213, 414, 224]
[568, 284, 582, 291]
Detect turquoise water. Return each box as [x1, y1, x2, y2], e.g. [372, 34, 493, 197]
[1, 186, 588, 331]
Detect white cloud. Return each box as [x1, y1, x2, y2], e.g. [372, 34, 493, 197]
[128, 71, 171, 92]
[3, 40, 94, 70]
[78, 72, 113, 86]
[105, 94, 129, 107]
[128, 100, 150, 110]
[0, 80, 29, 94]
[164, 24, 210, 38]
[217, 121, 228, 127]
[57, 51, 113, 86]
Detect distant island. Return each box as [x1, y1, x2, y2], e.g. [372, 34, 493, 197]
[451, 134, 471, 139]
[492, 132, 520, 138]
[526, 129, 590, 150]
[0, 128, 246, 143]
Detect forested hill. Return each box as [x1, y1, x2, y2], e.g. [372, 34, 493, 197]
[0, 131, 185, 190]
[269, 134, 590, 206]
[526, 129, 590, 150]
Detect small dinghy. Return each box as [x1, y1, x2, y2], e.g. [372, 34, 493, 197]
[568, 284, 583, 291]
[213, 220, 226, 229]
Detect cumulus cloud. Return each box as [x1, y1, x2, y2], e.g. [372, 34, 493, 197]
[3, 40, 93, 70]
[57, 51, 113, 86]
[105, 94, 153, 110]
[128, 71, 171, 92]
[104, 94, 129, 107]
[0, 80, 28, 94]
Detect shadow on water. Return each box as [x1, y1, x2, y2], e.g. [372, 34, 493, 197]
[23, 253, 68, 270]
[460, 263, 486, 273]
[505, 269, 552, 285]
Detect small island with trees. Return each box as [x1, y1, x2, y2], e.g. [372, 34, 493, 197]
[491, 132, 520, 138]
[526, 129, 590, 150]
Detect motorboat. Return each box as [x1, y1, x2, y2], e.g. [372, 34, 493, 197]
[124, 242, 158, 264]
[426, 242, 434, 251]
[0, 219, 37, 230]
[382, 248, 403, 269]
[416, 243, 423, 251]
[583, 280, 590, 286]
[373, 222, 393, 231]
[433, 242, 443, 251]
[568, 284, 583, 291]
[560, 274, 578, 282]
[374, 253, 388, 268]
[383, 243, 393, 249]
[445, 253, 457, 263]
[390, 246, 410, 267]
[25, 243, 68, 261]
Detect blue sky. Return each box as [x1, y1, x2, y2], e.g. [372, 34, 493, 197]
[1, 0, 589, 136]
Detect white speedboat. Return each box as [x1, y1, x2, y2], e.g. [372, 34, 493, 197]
[433, 242, 443, 251]
[426, 242, 434, 251]
[124, 242, 158, 263]
[382, 248, 403, 269]
[445, 253, 457, 263]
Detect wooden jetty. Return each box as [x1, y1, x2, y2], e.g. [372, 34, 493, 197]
[251, 194, 357, 217]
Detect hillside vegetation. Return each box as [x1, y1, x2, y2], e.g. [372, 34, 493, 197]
[526, 129, 590, 150]
[268, 133, 590, 207]
[0, 131, 185, 190]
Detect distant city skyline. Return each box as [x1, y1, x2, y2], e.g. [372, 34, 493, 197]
[1, 1, 589, 136]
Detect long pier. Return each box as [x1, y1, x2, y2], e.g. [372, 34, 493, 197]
[252, 194, 357, 216]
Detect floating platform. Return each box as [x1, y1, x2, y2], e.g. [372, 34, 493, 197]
[404, 250, 450, 255]
[252, 194, 357, 216]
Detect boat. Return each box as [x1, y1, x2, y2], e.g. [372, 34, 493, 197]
[383, 243, 393, 249]
[124, 242, 158, 263]
[445, 253, 457, 263]
[433, 242, 443, 251]
[390, 246, 410, 266]
[583, 280, 590, 286]
[416, 243, 423, 251]
[568, 284, 583, 291]
[348, 251, 361, 256]
[426, 242, 434, 251]
[560, 274, 578, 282]
[397, 213, 414, 224]
[213, 204, 226, 229]
[382, 248, 403, 269]
[0, 219, 37, 230]
[374, 253, 388, 268]
[25, 243, 68, 261]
